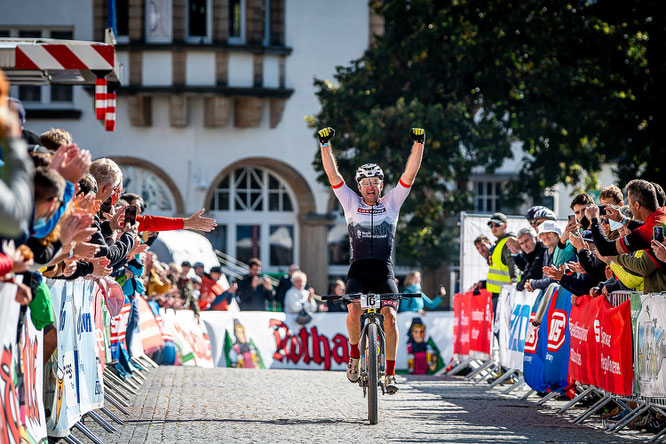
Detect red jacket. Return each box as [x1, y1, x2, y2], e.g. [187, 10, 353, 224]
[137, 215, 184, 232]
[0, 253, 13, 276]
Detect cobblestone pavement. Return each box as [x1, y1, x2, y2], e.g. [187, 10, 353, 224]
[76, 366, 649, 443]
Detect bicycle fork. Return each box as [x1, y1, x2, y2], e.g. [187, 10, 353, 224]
[359, 314, 387, 396]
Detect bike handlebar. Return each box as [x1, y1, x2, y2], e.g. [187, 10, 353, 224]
[320, 292, 422, 301]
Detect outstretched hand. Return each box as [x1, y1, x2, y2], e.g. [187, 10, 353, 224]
[317, 127, 335, 145]
[184, 209, 217, 232]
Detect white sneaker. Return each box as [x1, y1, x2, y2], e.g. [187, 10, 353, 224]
[346, 358, 360, 383]
[386, 375, 398, 394]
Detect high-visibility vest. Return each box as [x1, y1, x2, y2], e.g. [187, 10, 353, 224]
[486, 236, 513, 293]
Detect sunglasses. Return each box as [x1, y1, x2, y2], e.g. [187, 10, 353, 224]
[359, 178, 382, 187]
[488, 222, 503, 228]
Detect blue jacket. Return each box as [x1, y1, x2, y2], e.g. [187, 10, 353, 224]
[399, 284, 442, 312]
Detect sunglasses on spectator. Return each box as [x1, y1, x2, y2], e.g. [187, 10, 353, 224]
[487, 222, 503, 228]
[359, 178, 382, 187]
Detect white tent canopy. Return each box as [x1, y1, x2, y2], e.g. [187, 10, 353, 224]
[150, 230, 221, 272]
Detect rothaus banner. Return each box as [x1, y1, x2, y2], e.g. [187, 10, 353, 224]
[635, 293, 666, 398]
[497, 285, 537, 371]
[201, 311, 453, 373]
[0, 282, 48, 444]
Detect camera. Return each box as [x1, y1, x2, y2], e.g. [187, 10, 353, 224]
[598, 205, 607, 216]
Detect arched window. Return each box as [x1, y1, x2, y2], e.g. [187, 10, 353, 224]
[207, 166, 297, 271]
[119, 164, 176, 215]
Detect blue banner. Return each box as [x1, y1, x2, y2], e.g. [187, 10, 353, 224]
[523, 289, 552, 392]
[543, 286, 573, 392]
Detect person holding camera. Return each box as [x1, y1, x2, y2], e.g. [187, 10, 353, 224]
[235, 257, 275, 311]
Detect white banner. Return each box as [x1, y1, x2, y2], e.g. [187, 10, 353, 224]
[201, 311, 454, 373]
[635, 293, 666, 398]
[160, 310, 214, 368]
[497, 285, 537, 371]
[0, 283, 21, 443]
[46, 279, 81, 438]
[75, 281, 104, 413]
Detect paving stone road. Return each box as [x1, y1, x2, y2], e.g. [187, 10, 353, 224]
[77, 366, 649, 443]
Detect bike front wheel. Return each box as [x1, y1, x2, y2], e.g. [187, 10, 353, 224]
[366, 322, 379, 425]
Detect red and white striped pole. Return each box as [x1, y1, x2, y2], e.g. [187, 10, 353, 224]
[105, 91, 116, 131]
[95, 77, 107, 120]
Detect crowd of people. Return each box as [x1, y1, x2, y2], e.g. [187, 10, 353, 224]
[474, 181, 666, 316]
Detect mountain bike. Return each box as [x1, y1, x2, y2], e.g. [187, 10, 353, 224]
[321, 292, 420, 425]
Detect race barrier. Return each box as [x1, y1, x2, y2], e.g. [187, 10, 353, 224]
[201, 311, 454, 373]
[449, 282, 666, 439]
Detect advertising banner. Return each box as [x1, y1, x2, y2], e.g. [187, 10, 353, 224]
[452, 293, 470, 356]
[45, 279, 81, 438]
[201, 311, 454, 372]
[568, 295, 601, 386]
[75, 281, 104, 414]
[160, 310, 214, 368]
[468, 289, 493, 356]
[136, 296, 165, 355]
[497, 285, 537, 371]
[596, 298, 633, 396]
[0, 283, 22, 444]
[523, 288, 553, 392]
[0, 283, 48, 444]
[543, 286, 573, 392]
[635, 293, 666, 398]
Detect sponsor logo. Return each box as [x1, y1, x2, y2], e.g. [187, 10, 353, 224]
[524, 313, 538, 353]
[547, 310, 568, 352]
[593, 320, 611, 346]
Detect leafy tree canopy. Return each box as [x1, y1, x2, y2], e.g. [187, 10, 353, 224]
[310, 0, 664, 268]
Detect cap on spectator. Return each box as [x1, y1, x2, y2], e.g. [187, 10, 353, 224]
[488, 212, 508, 226]
[193, 261, 204, 268]
[8, 97, 25, 125]
[190, 275, 202, 284]
[181, 261, 192, 268]
[538, 221, 562, 237]
[210, 266, 222, 274]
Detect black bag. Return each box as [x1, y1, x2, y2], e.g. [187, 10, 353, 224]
[296, 303, 312, 325]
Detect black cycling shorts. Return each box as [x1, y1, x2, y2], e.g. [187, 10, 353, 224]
[345, 258, 399, 310]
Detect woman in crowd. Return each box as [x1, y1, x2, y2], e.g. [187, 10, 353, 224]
[399, 271, 445, 313]
[284, 270, 318, 314]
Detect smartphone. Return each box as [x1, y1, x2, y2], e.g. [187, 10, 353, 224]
[654, 226, 665, 243]
[568, 214, 575, 223]
[599, 204, 607, 216]
[124, 205, 138, 227]
[99, 198, 113, 215]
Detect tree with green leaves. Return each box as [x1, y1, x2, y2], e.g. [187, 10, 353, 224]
[310, 0, 664, 268]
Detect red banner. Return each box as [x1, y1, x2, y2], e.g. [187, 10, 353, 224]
[452, 293, 470, 355]
[453, 290, 493, 355]
[568, 295, 633, 396]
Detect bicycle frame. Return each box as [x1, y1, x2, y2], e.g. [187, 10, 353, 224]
[358, 309, 387, 395]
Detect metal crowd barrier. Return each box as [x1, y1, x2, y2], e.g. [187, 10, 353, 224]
[447, 289, 666, 441]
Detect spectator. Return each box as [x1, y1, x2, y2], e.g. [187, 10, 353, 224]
[40, 128, 72, 151]
[589, 180, 665, 260]
[611, 249, 666, 294]
[570, 193, 595, 227]
[284, 270, 317, 314]
[193, 261, 204, 277]
[204, 266, 238, 311]
[181, 261, 192, 277]
[275, 264, 301, 310]
[473, 234, 492, 290]
[399, 271, 445, 313]
[485, 212, 519, 297]
[510, 228, 546, 291]
[326, 279, 348, 312]
[0, 103, 34, 237]
[235, 258, 275, 311]
[525, 221, 576, 292]
[653, 182, 665, 208]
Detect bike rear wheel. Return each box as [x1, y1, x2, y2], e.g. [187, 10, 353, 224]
[366, 322, 379, 425]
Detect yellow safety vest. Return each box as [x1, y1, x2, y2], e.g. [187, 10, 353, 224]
[486, 236, 513, 293]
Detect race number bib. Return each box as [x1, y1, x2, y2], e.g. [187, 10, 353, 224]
[360, 293, 381, 310]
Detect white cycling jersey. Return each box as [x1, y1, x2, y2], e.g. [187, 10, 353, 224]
[332, 179, 411, 265]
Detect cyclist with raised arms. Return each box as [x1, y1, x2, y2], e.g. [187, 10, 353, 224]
[317, 126, 425, 394]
